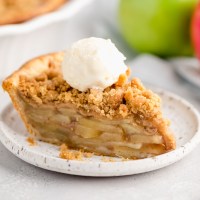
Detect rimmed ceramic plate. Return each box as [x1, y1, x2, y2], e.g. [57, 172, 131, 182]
[0, 0, 94, 36]
[0, 90, 200, 177]
[170, 57, 200, 89]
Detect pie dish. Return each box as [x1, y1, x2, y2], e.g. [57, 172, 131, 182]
[0, 0, 67, 25]
[0, 0, 94, 81]
[2, 52, 176, 159]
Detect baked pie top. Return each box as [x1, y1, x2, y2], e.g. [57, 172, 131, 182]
[0, 0, 67, 25]
[3, 52, 175, 151]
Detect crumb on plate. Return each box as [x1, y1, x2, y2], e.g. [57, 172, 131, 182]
[101, 156, 115, 162]
[26, 137, 37, 146]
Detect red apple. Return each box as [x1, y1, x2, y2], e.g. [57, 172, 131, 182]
[191, 1, 200, 60]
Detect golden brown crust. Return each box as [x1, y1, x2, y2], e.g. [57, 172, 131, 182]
[3, 52, 64, 90]
[2, 52, 176, 151]
[2, 53, 65, 143]
[0, 0, 67, 25]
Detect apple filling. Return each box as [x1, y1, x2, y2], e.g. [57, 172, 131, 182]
[23, 102, 166, 159]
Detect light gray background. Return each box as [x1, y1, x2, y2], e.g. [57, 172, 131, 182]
[1, 1, 200, 199]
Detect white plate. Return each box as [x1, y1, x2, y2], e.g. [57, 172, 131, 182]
[0, 0, 94, 36]
[0, 90, 200, 177]
[170, 57, 200, 88]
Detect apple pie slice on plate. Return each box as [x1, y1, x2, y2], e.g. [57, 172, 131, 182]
[2, 38, 200, 176]
[2, 53, 175, 159]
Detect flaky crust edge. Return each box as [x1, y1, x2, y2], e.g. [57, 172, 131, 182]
[2, 53, 64, 139]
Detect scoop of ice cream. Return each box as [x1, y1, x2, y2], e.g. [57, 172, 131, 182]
[61, 37, 128, 92]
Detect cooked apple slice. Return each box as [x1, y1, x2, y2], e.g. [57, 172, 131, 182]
[49, 114, 71, 125]
[78, 118, 123, 134]
[113, 146, 147, 158]
[141, 144, 165, 155]
[130, 135, 163, 144]
[75, 124, 101, 138]
[124, 143, 142, 149]
[109, 142, 142, 150]
[27, 108, 53, 122]
[99, 132, 124, 142]
[114, 144, 165, 158]
[120, 123, 153, 135]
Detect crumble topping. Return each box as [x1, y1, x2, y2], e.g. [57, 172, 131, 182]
[16, 55, 169, 135]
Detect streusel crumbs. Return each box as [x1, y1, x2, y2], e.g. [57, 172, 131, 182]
[26, 137, 37, 146]
[17, 54, 168, 136]
[59, 144, 94, 160]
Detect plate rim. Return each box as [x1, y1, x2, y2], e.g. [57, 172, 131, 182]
[170, 57, 200, 88]
[0, 89, 200, 177]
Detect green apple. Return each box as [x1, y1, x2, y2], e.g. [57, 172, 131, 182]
[119, 0, 198, 57]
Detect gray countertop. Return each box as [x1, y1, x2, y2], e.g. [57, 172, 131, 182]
[0, 54, 200, 200]
[0, 0, 200, 198]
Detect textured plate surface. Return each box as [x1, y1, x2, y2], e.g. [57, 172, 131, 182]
[0, 90, 200, 177]
[0, 0, 94, 36]
[170, 57, 200, 88]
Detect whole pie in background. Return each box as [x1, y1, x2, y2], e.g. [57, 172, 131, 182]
[0, 0, 67, 25]
[2, 50, 176, 159]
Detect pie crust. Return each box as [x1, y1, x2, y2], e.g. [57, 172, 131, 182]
[2, 52, 176, 159]
[0, 0, 67, 25]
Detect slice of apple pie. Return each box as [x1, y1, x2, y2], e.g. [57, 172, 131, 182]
[2, 52, 175, 159]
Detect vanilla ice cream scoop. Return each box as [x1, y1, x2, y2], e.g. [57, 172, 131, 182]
[61, 37, 128, 92]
